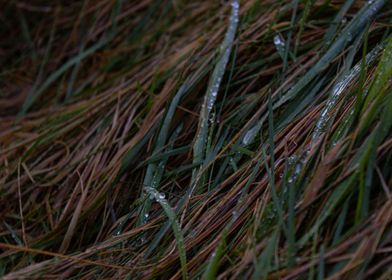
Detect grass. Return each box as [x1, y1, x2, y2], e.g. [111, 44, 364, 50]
[1, 0, 392, 279]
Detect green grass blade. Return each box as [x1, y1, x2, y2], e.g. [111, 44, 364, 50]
[145, 187, 188, 280]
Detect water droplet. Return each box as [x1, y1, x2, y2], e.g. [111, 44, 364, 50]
[231, 1, 239, 9]
[274, 34, 284, 46]
[209, 112, 216, 124]
[158, 193, 165, 200]
[288, 155, 297, 165]
[242, 126, 258, 145]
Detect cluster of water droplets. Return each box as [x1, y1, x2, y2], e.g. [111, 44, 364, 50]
[150, 161, 165, 189]
[280, 44, 384, 191]
[366, 0, 384, 20]
[342, 0, 382, 37]
[312, 43, 382, 144]
[258, 0, 386, 234]
[136, 187, 166, 225]
[192, 0, 239, 182]
[209, 111, 216, 124]
[205, 0, 239, 115]
[145, 186, 166, 202]
[279, 152, 308, 201]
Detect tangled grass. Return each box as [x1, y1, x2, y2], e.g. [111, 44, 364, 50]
[1, 0, 392, 279]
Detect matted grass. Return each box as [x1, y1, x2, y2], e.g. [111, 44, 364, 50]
[1, 0, 392, 279]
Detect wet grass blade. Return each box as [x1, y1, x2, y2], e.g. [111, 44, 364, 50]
[192, 0, 239, 185]
[145, 187, 188, 280]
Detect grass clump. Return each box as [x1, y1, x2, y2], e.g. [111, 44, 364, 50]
[1, 0, 392, 279]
